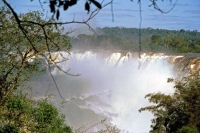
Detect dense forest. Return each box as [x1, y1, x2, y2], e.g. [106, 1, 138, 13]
[69, 27, 200, 53]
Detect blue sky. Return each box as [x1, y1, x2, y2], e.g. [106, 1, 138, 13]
[2, 0, 200, 31]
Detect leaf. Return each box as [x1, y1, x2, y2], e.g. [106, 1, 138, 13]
[69, 0, 77, 6]
[85, 2, 90, 14]
[50, 1, 56, 13]
[56, 9, 60, 20]
[63, 1, 69, 10]
[167, 78, 174, 83]
[58, 1, 64, 7]
[89, 0, 101, 9]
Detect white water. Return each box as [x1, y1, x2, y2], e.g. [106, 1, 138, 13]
[50, 51, 174, 133]
[41, 50, 175, 132]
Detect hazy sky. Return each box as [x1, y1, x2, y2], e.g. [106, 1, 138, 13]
[2, 0, 200, 31]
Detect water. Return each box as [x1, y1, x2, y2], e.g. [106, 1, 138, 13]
[29, 50, 200, 132]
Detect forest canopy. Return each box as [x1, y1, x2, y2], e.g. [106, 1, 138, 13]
[69, 27, 200, 53]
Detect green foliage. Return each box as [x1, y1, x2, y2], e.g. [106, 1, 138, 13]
[0, 90, 73, 133]
[0, 7, 70, 98]
[70, 27, 200, 53]
[0, 124, 19, 133]
[47, 0, 101, 20]
[139, 73, 200, 133]
[151, 35, 161, 44]
[34, 101, 59, 124]
[0, 7, 72, 133]
[177, 126, 199, 133]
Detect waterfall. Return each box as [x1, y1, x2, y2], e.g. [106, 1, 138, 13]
[30, 50, 200, 132]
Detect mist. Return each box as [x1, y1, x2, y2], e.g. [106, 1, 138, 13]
[28, 50, 178, 132]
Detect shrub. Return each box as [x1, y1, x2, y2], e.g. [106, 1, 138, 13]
[0, 90, 72, 133]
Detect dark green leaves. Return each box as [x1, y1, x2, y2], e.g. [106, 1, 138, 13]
[139, 74, 200, 133]
[58, 1, 64, 7]
[56, 9, 60, 20]
[85, 0, 102, 14]
[85, 2, 90, 14]
[49, 0, 102, 20]
[70, 0, 77, 6]
[63, 2, 68, 10]
[50, 1, 56, 13]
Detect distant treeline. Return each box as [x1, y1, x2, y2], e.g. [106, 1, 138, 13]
[69, 27, 200, 53]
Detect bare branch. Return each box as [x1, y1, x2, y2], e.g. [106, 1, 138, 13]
[111, 0, 114, 22]
[47, 60, 64, 99]
[149, 0, 178, 14]
[2, 0, 39, 53]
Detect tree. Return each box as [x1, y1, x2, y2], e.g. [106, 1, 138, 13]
[0, 89, 73, 133]
[0, 7, 71, 99]
[151, 35, 161, 44]
[139, 73, 200, 133]
[0, 7, 73, 132]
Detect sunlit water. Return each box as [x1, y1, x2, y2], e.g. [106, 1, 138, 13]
[29, 50, 200, 132]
